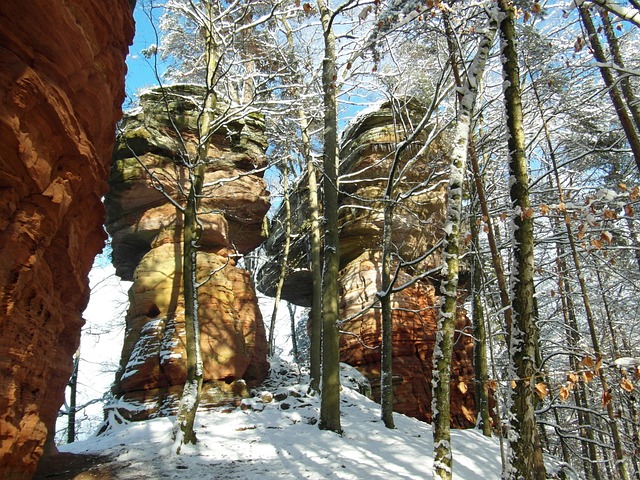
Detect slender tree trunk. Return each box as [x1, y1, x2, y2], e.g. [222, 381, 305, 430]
[380, 191, 396, 429]
[281, 17, 323, 393]
[496, 1, 546, 477]
[599, 9, 640, 132]
[304, 117, 323, 394]
[378, 101, 412, 431]
[470, 194, 492, 437]
[469, 142, 513, 344]
[288, 302, 299, 364]
[175, 178, 206, 450]
[579, 5, 640, 174]
[268, 166, 292, 356]
[317, 0, 341, 434]
[432, 15, 497, 479]
[173, 4, 218, 449]
[67, 352, 80, 444]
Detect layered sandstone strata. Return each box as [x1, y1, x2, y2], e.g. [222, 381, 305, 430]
[258, 99, 476, 426]
[104, 86, 270, 420]
[0, 1, 134, 477]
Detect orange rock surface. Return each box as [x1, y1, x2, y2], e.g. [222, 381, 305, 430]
[339, 252, 476, 427]
[0, 1, 134, 477]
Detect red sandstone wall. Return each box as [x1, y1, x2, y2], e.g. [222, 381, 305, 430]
[0, 1, 134, 477]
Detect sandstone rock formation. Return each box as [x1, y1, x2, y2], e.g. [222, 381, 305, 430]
[0, 1, 134, 477]
[104, 86, 270, 421]
[258, 99, 476, 426]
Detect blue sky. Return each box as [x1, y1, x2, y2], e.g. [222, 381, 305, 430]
[124, 3, 165, 106]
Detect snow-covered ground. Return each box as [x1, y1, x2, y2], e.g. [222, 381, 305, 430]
[60, 361, 505, 479]
[55, 259, 578, 479]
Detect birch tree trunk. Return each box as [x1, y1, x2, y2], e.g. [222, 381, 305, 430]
[432, 14, 496, 479]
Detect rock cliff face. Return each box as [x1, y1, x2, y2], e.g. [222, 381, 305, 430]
[104, 86, 270, 420]
[258, 100, 476, 426]
[0, 1, 134, 477]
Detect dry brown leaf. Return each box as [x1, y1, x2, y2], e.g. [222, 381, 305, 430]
[535, 382, 548, 400]
[603, 209, 618, 220]
[511, 380, 517, 389]
[559, 385, 570, 402]
[568, 372, 579, 384]
[591, 239, 604, 250]
[602, 390, 612, 407]
[540, 204, 550, 215]
[601, 231, 613, 244]
[594, 357, 603, 376]
[583, 371, 594, 383]
[621, 378, 635, 393]
[625, 204, 634, 217]
[582, 356, 594, 368]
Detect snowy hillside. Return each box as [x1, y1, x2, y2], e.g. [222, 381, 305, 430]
[59, 361, 505, 479]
